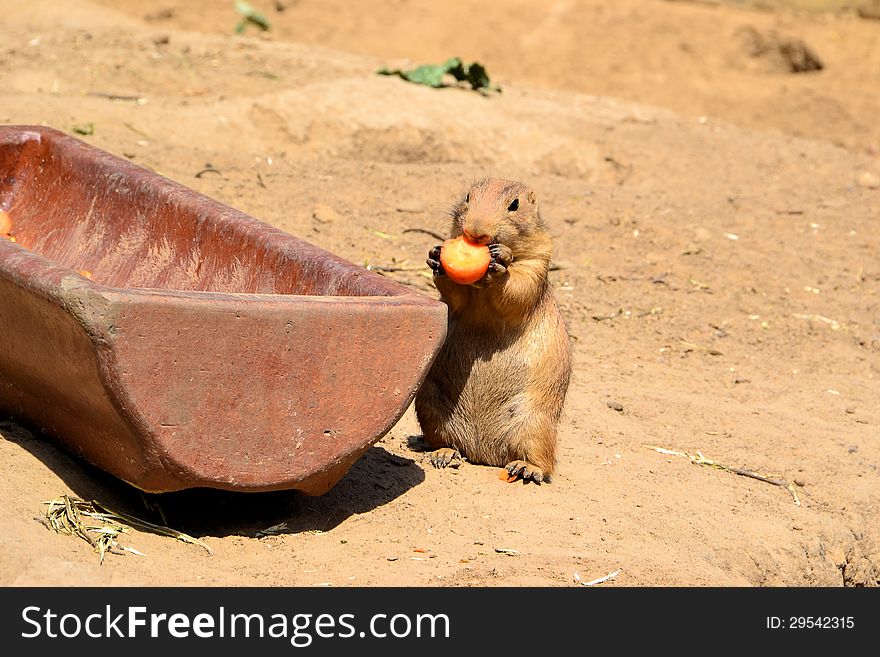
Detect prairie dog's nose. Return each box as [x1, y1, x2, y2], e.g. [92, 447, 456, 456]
[462, 215, 492, 244]
[462, 229, 491, 245]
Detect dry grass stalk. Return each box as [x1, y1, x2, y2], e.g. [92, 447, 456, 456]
[39, 494, 212, 564]
[41, 495, 131, 564]
[645, 445, 801, 505]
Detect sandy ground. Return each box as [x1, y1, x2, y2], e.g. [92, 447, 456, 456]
[1, 0, 878, 586]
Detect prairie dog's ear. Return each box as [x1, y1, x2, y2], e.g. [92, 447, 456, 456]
[527, 189, 536, 205]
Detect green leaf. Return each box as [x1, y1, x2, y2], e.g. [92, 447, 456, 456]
[72, 122, 95, 136]
[379, 63, 447, 88]
[377, 56, 500, 93]
[234, 0, 271, 32]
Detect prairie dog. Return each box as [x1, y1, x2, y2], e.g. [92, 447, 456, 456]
[415, 178, 572, 483]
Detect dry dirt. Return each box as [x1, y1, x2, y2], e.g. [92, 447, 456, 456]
[1, 0, 878, 586]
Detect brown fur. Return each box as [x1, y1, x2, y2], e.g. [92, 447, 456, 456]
[415, 178, 572, 483]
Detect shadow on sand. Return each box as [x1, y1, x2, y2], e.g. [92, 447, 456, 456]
[1, 418, 425, 539]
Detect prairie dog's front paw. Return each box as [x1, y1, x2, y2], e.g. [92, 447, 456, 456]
[487, 243, 513, 276]
[427, 245, 446, 277]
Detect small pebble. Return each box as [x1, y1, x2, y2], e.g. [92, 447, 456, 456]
[858, 171, 880, 189]
[606, 400, 624, 412]
[845, 407, 856, 415]
[312, 203, 341, 224]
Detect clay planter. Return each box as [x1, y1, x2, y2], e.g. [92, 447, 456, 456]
[0, 126, 446, 494]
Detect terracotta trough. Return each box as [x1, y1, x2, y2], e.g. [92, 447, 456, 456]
[0, 126, 446, 494]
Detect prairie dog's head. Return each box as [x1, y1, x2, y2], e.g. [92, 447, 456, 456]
[450, 178, 547, 255]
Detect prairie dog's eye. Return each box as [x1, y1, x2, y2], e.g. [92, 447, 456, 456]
[507, 198, 519, 212]
[465, 192, 470, 203]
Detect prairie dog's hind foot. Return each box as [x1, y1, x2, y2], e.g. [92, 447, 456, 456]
[430, 448, 463, 468]
[505, 460, 546, 484]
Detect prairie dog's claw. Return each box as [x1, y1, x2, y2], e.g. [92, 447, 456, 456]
[484, 243, 512, 278]
[488, 243, 512, 265]
[427, 245, 445, 277]
[430, 448, 463, 468]
[504, 460, 544, 484]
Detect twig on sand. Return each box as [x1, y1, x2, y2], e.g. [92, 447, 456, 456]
[195, 165, 221, 178]
[645, 445, 801, 505]
[792, 313, 844, 331]
[574, 569, 621, 586]
[402, 227, 446, 241]
[87, 91, 146, 103]
[90, 499, 213, 554]
[680, 340, 722, 356]
[494, 547, 521, 556]
[122, 122, 150, 139]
